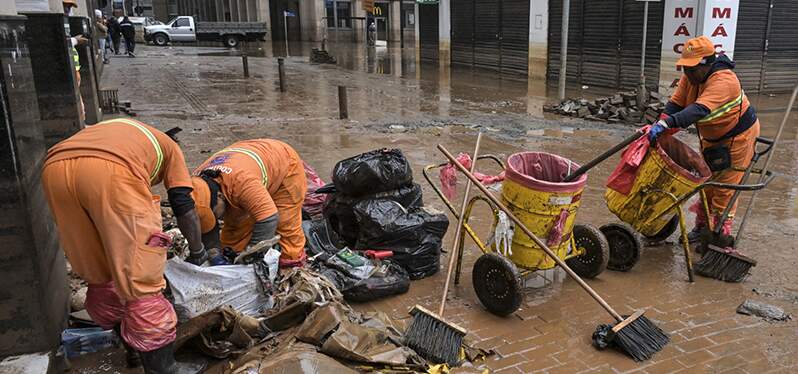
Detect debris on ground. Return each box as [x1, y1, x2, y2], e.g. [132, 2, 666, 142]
[0, 352, 52, 373]
[61, 328, 118, 358]
[543, 89, 667, 125]
[67, 262, 88, 312]
[736, 299, 791, 322]
[310, 48, 337, 64]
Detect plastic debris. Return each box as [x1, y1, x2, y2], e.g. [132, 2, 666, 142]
[736, 300, 791, 322]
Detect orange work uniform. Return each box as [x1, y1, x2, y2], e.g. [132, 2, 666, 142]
[195, 139, 307, 261]
[41, 118, 192, 352]
[669, 69, 760, 223]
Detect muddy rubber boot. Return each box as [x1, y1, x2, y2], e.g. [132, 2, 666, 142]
[687, 226, 703, 243]
[139, 342, 206, 374]
[113, 325, 141, 368]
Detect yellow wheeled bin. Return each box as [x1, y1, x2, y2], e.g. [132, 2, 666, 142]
[424, 152, 609, 317]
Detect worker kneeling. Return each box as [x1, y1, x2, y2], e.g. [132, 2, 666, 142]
[191, 139, 308, 266]
[649, 36, 760, 242]
[42, 119, 207, 373]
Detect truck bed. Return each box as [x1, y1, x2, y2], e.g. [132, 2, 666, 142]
[195, 22, 268, 34]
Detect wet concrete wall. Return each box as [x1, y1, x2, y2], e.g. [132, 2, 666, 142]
[0, 2, 16, 15]
[69, 16, 101, 125]
[21, 12, 84, 147]
[527, 1, 547, 79]
[437, 0, 449, 66]
[0, 14, 69, 357]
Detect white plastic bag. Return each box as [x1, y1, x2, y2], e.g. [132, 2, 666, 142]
[495, 211, 514, 257]
[164, 257, 273, 319]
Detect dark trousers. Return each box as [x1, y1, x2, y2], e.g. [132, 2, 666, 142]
[112, 35, 121, 54]
[124, 37, 135, 54]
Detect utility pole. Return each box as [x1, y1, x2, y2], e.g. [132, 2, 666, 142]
[558, 0, 570, 101]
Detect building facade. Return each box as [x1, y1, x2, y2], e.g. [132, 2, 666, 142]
[417, 0, 798, 94]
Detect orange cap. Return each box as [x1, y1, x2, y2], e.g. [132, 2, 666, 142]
[677, 36, 716, 67]
[190, 176, 218, 233]
[63, 0, 78, 6]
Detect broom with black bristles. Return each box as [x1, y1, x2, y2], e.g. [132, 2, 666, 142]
[405, 134, 482, 365]
[695, 85, 795, 282]
[437, 144, 669, 362]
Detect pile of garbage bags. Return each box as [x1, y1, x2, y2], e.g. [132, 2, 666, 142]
[323, 149, 449, 280]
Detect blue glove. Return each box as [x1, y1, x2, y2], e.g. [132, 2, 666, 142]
[648, 120, 669, 142]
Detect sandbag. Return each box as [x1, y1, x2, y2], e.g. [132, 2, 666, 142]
[323, 183, 423, 246]
[353, 200, 448, 280]
[332, 149, 413, 197]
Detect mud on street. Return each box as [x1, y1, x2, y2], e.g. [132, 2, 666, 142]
[74, 42, 798, 373]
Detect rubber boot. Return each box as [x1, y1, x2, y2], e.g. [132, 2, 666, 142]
[113, 325, 141, 368]
[139, 342, 206, 374]
[687, 226, 703, 243]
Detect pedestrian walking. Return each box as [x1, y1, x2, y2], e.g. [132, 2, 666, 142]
[94, 10, 109, 64]
[108, 15, 121, 55]
[119, 16, 136, 57]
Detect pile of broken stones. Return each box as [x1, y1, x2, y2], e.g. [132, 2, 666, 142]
[544, 89, 668, 125]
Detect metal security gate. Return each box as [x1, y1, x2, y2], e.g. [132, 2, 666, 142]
[419, 4, 439, 61]
[735, 0, 798, 93]
[450, 0, 529, 74]
[547, 0, 663, 90]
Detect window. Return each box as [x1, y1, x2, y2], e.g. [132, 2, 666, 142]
[336, 1, 351, 28]
[175, 18, 190, 27]
[326, 1, 335, 27]
[326, 0, 351, 29]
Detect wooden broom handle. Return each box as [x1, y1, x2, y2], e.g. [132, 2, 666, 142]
[439, 133, 483, 316]
[438, 144, 624, 322]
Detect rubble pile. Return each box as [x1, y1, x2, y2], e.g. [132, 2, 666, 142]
[544, 89, 668, 125]
[310, 48, 337, 64]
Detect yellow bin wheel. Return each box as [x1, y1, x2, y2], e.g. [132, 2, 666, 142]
[472, 253, 523, 317]
[566, 224, 609, 278]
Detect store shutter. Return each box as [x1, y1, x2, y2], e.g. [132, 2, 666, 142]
[473, 0, 501, 70]
[580, 0, 622, 88]
[762, 0, 798, 92]
[419, 4, 439, 61]
[734, 0, 770, 92]
[619, 0, 663, 89]
[547, 0, 584, 85]
[500, 0, 530, 74]
[451, 0, 474, 66]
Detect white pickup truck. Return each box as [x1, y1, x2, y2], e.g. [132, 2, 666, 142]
[144, 16, 268, 48]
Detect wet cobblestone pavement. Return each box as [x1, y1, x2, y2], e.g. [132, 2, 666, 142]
[73, 42, 797, 373]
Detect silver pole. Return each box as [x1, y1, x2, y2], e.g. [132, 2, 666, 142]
[640, 1, 649, 86]
[284, 11, 290, 57]
[558, 0, 570, 100]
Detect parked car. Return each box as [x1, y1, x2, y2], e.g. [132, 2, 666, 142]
[144, 16, 268, 47]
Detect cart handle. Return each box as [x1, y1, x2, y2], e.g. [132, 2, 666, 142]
[563, 131, 645, 182]
[422, 154, 505, 217]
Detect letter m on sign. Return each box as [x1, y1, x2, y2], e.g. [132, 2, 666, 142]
[713, 8, 731, 19]
[675, 7, 693, 18]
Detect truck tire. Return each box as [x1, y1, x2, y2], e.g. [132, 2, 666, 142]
[223, 34, 240, 48]
[153, 33, 169, 46]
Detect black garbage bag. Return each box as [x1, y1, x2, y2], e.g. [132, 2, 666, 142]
[332, 149, 413, 197]
[313, 260, 411, 302]
[323, 183, 423, 247]
[352, 200, 448, 280]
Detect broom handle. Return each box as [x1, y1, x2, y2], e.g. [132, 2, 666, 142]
[439, 133, 483, 316]
[735, 85, 797, 244]
[563, 131, 645, 182]
[438, 145, 624, 322]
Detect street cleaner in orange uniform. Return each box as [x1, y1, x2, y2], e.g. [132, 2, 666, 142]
[648, 36, 760, 242]
[42, 119, 207, 374]
[190, 139, 308, 266]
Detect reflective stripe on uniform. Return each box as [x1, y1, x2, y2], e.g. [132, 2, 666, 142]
[71, 46, 81, 71]
[98, 119, 163, 183]
[213, 147, 268, 187]
[698, 91, 744, 123]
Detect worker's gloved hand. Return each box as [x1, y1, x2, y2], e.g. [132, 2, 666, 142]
[648, 120, 669, 142]
[185, 244, 208, 266]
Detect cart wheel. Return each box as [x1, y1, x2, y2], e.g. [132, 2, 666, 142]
[472, 253, 522, 317]
[601, 223, 642, 272]
[567, 224, 609, 278]
[644, 215, 679, 243]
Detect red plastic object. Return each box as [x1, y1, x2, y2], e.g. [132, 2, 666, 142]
[364, 250, 394, 259]
[146, 232, 172, 248]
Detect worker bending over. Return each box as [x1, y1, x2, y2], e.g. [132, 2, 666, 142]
[191, 139, 308, 266]
[42, 119, 207, 373]
[649, 36, 760, 241]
